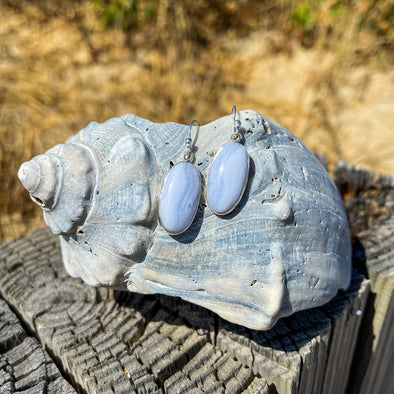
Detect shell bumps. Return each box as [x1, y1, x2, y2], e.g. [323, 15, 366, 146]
[18, 110, 352, 330]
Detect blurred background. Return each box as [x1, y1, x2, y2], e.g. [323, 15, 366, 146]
[0, 0, 393, 242]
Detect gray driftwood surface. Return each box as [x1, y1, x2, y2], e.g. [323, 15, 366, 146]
[0, 161, 393, 394]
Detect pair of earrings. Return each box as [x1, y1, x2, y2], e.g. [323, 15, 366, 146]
[159, 106, 250, 235]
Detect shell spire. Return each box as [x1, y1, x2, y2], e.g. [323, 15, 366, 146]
[18, 143, 96, 235]
[18, 154, 60, 209]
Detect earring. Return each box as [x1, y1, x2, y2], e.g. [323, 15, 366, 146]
[159, 120, 201, 235]
[207, 106, 249, 215]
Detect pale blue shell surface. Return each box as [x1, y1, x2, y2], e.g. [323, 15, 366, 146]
[18, 110, 352, 330]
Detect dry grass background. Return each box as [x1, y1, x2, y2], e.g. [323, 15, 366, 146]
[0, 0, 393, 242]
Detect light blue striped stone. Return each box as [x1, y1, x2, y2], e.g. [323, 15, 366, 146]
[207, 142, 249, 215]
[159, 161, 201, 235]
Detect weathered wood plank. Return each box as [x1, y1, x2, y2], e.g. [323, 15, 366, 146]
[0, 299, 26, 354]
[0, 297, 75, 393]
[2, 162, 393, 393]
[0, 229, 371, 393]
[334, 162, 394, 394]
[0, 228, 370, 393]
[2, 230, 253, 392]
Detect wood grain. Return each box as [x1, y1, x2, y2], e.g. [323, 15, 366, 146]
[0, 162, 392, 393]
[0, 297, 75, 393]
[0, 227, 369, 393]
[334, 162, 394, 394]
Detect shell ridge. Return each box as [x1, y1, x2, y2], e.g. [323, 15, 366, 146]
[73, 223, 152, 262]
[145, 122, 189, 167]
[43, 209, 62, 235]
[126, 276, 275, 330]
[133, 276, 264, 311]
[60, 236, 127, 288]
[37, 143, 96, 235]
[120, 114, 153, 134]
[42, 152, 63, 209]
[91, 136, 153, 224]
[70, 118, 137, 163]
[66, 142, 100, 230]
[66, 121, 99, 145]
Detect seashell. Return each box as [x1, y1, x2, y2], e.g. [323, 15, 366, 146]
[18, 110, 352, 330]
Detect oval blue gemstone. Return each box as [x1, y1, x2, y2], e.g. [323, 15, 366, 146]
[207, 142, 249, 215]
[159, 161, 201, 235]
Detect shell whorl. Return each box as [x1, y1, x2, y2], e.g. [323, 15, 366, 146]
[18, 154, 61, 209]
[18, 143, 96, 235]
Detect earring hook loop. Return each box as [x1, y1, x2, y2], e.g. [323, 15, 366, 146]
[184, 120, 200, 162]
[232, 105, 241, 142]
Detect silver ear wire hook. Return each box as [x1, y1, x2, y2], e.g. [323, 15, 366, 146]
[184, 120, 199, 162]
[231, 105, 241, 142]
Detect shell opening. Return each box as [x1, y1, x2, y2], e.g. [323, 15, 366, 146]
[30, 194, 46, 207]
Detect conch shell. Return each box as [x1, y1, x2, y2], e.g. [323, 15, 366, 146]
[18, 111, 351, 330]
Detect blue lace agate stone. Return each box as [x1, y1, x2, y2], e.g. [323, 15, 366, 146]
[159, 161, 201, 234]
[207, 142, 249, 215]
